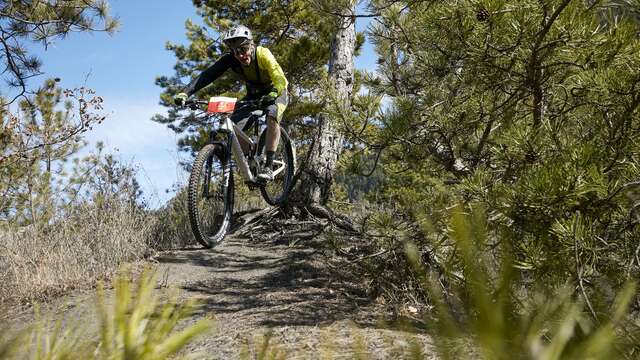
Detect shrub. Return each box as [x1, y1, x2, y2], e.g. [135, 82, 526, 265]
[405, 206, 640, 359]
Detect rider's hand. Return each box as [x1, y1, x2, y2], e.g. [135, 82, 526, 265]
[261, 91, 278, 107]
[174, 92, 188, 107]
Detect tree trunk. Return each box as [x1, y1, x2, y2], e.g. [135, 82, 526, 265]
[292, 6, 356, 206]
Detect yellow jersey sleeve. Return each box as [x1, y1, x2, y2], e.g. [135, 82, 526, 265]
[257, 47, 288, 96]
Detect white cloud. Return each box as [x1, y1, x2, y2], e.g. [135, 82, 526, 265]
[79, 96, 188, 207]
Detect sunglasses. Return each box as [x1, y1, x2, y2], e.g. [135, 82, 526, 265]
[232, 45, 252, 56]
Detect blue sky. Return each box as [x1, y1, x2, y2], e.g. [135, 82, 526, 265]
[31, 0, 376, 207]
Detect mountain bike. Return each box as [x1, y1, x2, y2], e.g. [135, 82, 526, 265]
[182, 97, 295, 248]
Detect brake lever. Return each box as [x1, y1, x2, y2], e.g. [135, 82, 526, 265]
[235, 99, 270, 111]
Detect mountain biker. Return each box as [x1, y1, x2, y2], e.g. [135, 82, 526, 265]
[174, 25, 288, 182]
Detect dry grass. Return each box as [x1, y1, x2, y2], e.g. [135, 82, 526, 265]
[149, 188, 195, 250]
[0, 200, 153, 305]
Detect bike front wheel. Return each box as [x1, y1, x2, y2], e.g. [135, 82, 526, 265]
[187, 143, 234, 248]
[257, 125, 295, 206]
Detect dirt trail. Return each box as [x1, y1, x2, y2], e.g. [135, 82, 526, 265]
[6, 210, 434, 359]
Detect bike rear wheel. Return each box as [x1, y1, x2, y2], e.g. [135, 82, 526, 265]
[188, 143, 234, 248]
[257, 126, 295, 206]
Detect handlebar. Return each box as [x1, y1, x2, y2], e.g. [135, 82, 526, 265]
[182, 97, 272, 111]
[183, 99, 208, 110]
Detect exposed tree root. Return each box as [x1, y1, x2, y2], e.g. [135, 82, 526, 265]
[304, 203, 358, 233]
[229, 201, 359, 247]
[230, 206, 327, 246]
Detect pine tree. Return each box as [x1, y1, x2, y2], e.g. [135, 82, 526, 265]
[0, 0, 115, 209]
[349, 0, 640, 287]
[290, 0, 357, 207]
[1, 80, 105, 225]
[63, 143, 143, 211]
[1, 80, 79, 224]
[0, 0, 118, 103]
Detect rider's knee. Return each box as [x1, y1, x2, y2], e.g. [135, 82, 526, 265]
[266, 116, 278, 126]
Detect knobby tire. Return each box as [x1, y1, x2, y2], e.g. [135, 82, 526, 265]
[258, 125, 295, 206]
[187, 143, 234, 248]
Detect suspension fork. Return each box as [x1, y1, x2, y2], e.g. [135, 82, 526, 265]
[223, 133, 234, 188]
[201, 129, 217, 198]
[201, 129, 232, 199]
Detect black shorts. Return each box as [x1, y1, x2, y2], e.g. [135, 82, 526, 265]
[230, 89, 288, 128]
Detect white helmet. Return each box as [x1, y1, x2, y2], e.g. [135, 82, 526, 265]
[223, 25, 252, 48]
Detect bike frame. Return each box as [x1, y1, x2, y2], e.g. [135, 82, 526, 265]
[216, 111, 286, 185]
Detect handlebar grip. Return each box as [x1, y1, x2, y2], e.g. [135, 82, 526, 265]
[183, 99, 208, 109]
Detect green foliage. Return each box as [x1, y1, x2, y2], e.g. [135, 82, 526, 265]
[0, 0, 118, 102]
[1, 269, 211, 359]
[64, 143, 143, 210]
[27, 304, 93, 359]
[0, 330, 25, 359]
[405, 206, 639, 360]
[2, 133, 142, 227]
[329, 3, 640, 349]
[94, 270, 211, 359]
[0, 80, 107, 225]
[343, 0, 640, 290]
